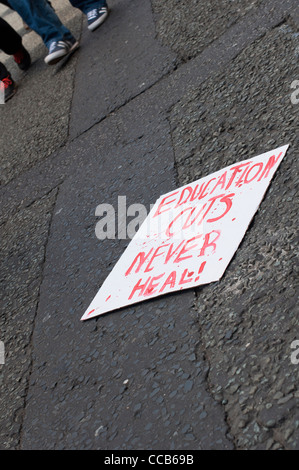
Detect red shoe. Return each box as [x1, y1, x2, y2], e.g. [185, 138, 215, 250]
[0, 75, 17, 102]
[13, 46, 31, 71]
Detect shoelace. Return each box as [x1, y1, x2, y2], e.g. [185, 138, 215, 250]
[49, 41, 59, 53]
[1, 77, 13, 89]
[87, 9, 98, 20]
[13, 49, 25, 64]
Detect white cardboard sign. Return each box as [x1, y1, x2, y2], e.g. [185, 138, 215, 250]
[81, 145, 289, 320]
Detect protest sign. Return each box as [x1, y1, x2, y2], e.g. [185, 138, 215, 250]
[81, 145, 289, 321]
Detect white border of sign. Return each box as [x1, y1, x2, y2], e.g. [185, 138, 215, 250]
[81, 144, 289, 321]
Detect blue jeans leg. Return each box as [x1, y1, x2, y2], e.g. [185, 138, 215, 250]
[69, 0, 107, 15]
[8, 0, 75, 49]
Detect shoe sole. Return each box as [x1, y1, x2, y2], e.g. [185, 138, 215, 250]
[45, 41, 79, 65]
[17, 57, 31, 71]
[87, 9, 109, 31]
[5, 85, 17, 103]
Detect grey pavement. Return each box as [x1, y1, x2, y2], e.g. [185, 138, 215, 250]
[0, 0, 298, 450]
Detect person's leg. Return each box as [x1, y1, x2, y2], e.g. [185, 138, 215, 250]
[8, 0, 75, 48]
[0, 17, 22, 54]
[0, 62, 9, 81]
[0, 18, 31, 70]
[69, 0, 109, 31]
[69, 0, 107, 15]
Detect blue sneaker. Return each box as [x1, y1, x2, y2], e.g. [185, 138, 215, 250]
[45, 38, 79, 65]
[87, 5, 109, 31]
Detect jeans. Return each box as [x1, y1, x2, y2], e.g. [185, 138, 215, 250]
[71, 0, 107, 15]
[8, 0, 107, 49]
[0, 62, 9, 80]
[0, 17, 23, 79]
[0, 17, 22, 55]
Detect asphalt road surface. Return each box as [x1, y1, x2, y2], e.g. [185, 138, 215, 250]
[0, 0, 298, 450]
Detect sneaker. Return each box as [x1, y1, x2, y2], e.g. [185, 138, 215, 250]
[0, 75, 17, 103]
[44, 38, 79, 65]
[87, 5, 109, 31]
[13, 46, 31, 71]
